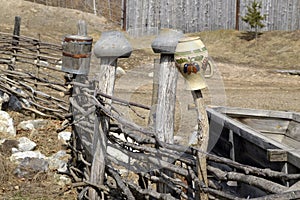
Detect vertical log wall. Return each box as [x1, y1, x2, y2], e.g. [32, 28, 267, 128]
[125, 0, 300, 36]
[25, 0, 300, 34]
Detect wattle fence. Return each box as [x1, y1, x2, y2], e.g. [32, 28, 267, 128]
[0, 17, 68, 119]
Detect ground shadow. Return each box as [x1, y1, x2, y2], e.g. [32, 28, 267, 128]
[238, 31, 263, 41]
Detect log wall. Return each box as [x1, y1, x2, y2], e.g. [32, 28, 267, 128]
[25, 0, 300, 36]
[126, 0, 300, 36]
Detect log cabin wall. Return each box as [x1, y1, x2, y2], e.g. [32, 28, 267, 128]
[25, 0, 300, 35]
[125, 0, 300, 36]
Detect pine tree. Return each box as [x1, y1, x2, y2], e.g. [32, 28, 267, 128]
[242, 0, 266, 40]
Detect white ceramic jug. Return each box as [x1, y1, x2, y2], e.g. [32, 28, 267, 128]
[175, 36, 208, 90]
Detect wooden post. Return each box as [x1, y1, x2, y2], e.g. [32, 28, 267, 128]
[61, 20, 94, 196]
[10, 16, 21, 70]
[91, 31, 132, 199]
[122, 0, 127, 31]
[12, 16, 21, 46]
[175, 35, 210, 199]
[77, 20, 88, 36]
[151, 29, 183, 193]
[191, 90, 209, 200]
[236, 0, 240, 30]
[33, 35, 41, 119]
[148, 58, 160, 127]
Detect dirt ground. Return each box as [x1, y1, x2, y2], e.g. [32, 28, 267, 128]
[0, 0, 299, 199]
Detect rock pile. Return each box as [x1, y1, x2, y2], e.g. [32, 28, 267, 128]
[0, 111, 72, 185]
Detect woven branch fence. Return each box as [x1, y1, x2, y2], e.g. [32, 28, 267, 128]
[69, 88, 300, 200]
[0, 25, 69, 119]
[1, 18, 300, 200]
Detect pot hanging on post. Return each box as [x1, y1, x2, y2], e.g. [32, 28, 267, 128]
[62, 35, 93, 75]
[175, 36, 209, 90]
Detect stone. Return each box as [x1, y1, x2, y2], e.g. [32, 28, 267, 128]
[10, 151, 46, 164]
[7, 95, 22, 111]
[47, 150, 70, 173]
[148, 72, 154, 78]
[116, 67, 126, 77]
[189, 130, 198, 146]
[174, 135, 183, 145]
[14, 157, 49, 178]
[17, 137, 36, 151]
[0, 111, 16, 136]
[107, 143, 136, 166]
[0, 139, 19, 156]
[57, 131, 71, 145]
[17, 119, 49, 131]
[54, 174, 72, 187]
[11, 147, 19, 154]
[0, 91, 9, 109]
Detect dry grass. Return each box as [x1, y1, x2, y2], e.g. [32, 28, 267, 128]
[0, 111, 74, 200]
[189, 30, 300, 70]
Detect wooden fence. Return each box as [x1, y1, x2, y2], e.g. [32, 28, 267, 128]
[24, 0, 300, 36]
[1, 18, 300, 200]
[0, 17, 68, 119]
[126, 0, 300, 36]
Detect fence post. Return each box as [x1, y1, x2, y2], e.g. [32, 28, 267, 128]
[236, 0, 240, 30]
[174, 35, 210, 199]
[151, 29, 183, 193]
[12, 16, 21, 46]
[192, 90, 209, 200]
[61, 20, 94, 197]
[90, 31, 132, 199]
[77, 20, 88, 36]
[10, 16, 21, 70]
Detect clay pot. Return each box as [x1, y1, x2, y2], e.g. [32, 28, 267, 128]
[175, 36, 209, 90]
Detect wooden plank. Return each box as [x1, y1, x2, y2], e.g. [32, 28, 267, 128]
[293, 113, 300, 122]
[281, 136, 300, 149]
[232, 133, 286, 171]
[288, 149, 300, 172]
[207, 107, 300, 169]
[214, 106, 294, 120]
[261, 132, 284, 143]
[286, 121, 300, 142]
[267, 149, 288, 162]
[237, 117, 289, 134]
[286, 180, 300, 192]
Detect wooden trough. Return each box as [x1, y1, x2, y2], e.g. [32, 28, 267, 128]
[207, 106, 300, 197]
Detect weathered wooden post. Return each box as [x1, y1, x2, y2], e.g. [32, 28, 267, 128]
[12, 16, 21, 46]
[91, 31, 132, 199]
[175, 36, 210, 199]
[61, 20, 95, 197]
[62, 20, 93, 142]
[151, 29, 183, 193]
[191, 90, 209, 200]
[10, 16, 21, 70]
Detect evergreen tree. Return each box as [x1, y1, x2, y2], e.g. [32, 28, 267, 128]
[242, 0, 266, 40]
